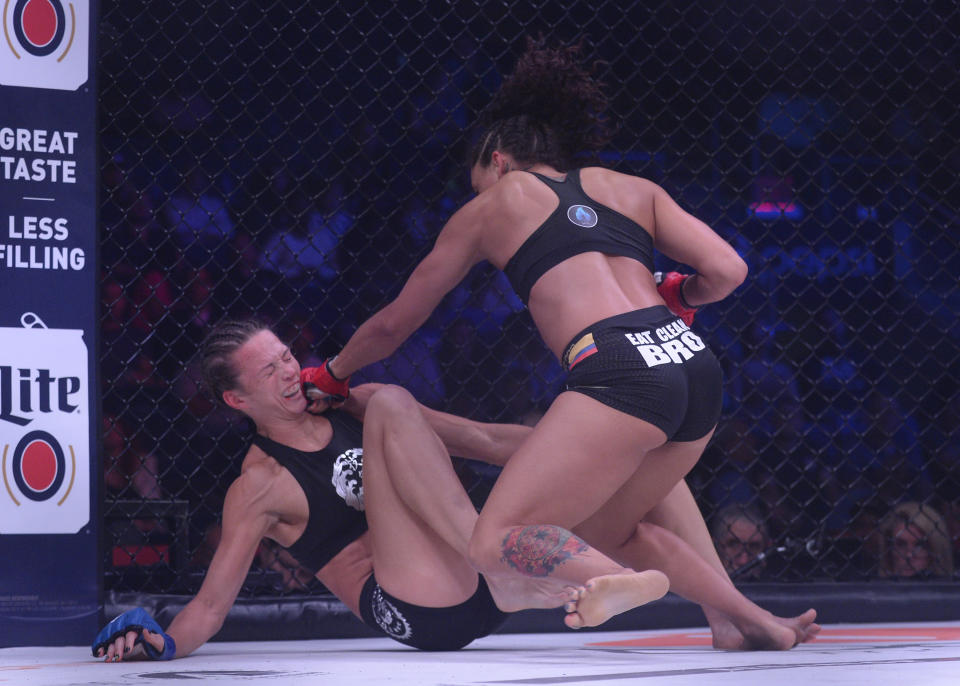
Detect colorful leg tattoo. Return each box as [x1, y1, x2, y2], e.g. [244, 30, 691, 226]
[500, 525, 589, 577]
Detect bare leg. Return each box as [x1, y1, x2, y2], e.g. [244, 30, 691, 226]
[362, 386, 565, 611]
[470, 392, 675, 627]
[575, 440, 819, 649]
[645, 480, 819, 647]
[362, 387, 478, 606]
[644, 480, 746, 647]
[613, 522, 817, 648]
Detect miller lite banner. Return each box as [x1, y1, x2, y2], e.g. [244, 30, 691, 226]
[0, 0, 99, 647]
[1, 314, 90, 534]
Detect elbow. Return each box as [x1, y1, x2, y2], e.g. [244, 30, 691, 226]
[705, 251, 748, 300]
[726, 253, 748, 293]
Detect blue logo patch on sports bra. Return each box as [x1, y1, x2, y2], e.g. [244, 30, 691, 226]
[567, 204, 598, 228]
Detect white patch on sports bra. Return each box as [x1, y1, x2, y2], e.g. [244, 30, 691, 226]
[567, 204, 598, 228]
[331, 448, 364, 510]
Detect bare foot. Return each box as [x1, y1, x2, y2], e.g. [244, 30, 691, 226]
[775, 609, 820, 645]
[564, 570, 669, 629]
[485, 573, 570, 613]
[709, 614, 747, 650]
[711, 608, 819, 650]
[739, 608, 819, 650]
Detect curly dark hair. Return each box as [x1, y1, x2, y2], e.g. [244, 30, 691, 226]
[469, 38, 612, 171]
[200, 318, 271, 406]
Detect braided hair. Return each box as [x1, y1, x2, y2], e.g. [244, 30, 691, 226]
[200, 318, 270, 405]
[470, 38, 611, 172]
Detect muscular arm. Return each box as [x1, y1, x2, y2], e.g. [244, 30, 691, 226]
[417, 404, 530, 466]
[163, 469, 278, 658]
[329, 206, 482, 379]
[650, 184, 748, 306]
[346, 383, 531, 466]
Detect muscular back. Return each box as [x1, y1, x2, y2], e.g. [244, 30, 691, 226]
[472, 167, 663, 356]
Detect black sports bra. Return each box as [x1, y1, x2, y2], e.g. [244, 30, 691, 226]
[251, 410, 367, 574]
[502, 169, 655, 304]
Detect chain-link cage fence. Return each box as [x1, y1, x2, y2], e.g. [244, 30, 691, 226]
[98, 0, 959, 597]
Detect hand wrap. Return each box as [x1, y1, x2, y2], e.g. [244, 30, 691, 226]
[654, 271, 698, 326]
[91, 607, 176, 660]
[301, 357, 350, 411]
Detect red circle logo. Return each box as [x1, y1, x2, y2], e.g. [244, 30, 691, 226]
[12, 430, 65, 501]
[21, 439, 58, 492]
[12, 0, 66, 57]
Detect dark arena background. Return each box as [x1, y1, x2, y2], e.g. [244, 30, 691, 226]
[98, 1, 958, 636]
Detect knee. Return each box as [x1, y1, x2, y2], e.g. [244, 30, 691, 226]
[621, 521, 669, 559]
[365, 385, 420, 424]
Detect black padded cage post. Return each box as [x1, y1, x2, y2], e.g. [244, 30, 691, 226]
[98, 0, 959, 636]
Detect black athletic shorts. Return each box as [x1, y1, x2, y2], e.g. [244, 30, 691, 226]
[562, 306, 723, 442]
[359, 574, 510, 651]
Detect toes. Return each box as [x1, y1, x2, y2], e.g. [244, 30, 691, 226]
[564, 612, 584, 630]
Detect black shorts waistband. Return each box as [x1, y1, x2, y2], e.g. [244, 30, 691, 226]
[562, 306, 677, 371]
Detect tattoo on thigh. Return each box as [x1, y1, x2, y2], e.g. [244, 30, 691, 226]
[500, 525, 589, 577]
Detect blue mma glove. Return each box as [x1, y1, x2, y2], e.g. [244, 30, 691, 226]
[91, 607, 176, 660]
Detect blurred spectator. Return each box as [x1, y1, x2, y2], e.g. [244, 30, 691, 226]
[103, 413, 167, 542]
[280, 315, 326, 370]
[353, 324, 447, 408]
[710, 505, 772, 580]
[101, 278, 141, 390]
[103, 414, 163, 500]
[164, 167, 236, 268]
[876, 502, 954, 579]
[217, 230, 271, 317]
[258, 200, 344, 284]
[700, 419, 764, 512]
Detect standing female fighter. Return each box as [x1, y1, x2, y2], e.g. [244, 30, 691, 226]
[308, 39, 816, 645]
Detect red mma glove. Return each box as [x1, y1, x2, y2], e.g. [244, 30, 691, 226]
[301, 358, 350, 413]
[654, 271, 698, 326]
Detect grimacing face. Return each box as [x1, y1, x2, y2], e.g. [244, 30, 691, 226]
[225, 329, 306, 418]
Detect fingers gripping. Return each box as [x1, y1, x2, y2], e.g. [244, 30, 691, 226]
[301, 358, 350, 413]
[91, 607, 175, 661]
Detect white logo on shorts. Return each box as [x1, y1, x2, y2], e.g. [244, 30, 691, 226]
[372, 586, 413, 640]
[331, 447, 364, 510]
[624, 319, 705, 367]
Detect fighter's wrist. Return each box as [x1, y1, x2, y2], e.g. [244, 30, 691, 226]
[678, 275, 697, 310]
[326, 356, 348, 381]
[144, 633, 176, 660]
